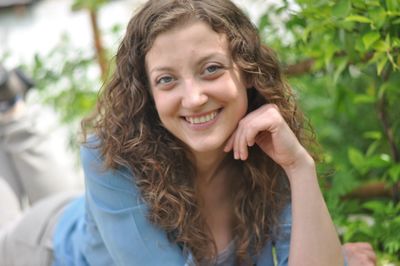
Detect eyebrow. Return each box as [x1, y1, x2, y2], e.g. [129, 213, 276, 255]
[148, 52, 230, 75]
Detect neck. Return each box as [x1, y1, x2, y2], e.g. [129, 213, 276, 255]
[192, 150, 236, 252]
[194, 150, 226, 182]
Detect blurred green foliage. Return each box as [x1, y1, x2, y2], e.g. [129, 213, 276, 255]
[71, 0, 108, 11]
[259, 0, 400, 264]
[28, 34, 100, 125]
[10, 0, 399, 264]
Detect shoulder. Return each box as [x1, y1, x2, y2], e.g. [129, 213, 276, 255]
[80, 134, 103, 166]
[80, 135, 126, 176]
[80, 135, 137, 195]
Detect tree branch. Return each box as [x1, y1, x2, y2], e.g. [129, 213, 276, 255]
[284, 59, 315, 76]
[378, 93, 400, 203]
[341, 181, 392, 200]
[89, 9, 108, 83]
[284, 51, 376, 77]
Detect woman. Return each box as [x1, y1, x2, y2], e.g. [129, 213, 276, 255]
[0, 0, 377, 265]
[79, 0, 341, 264]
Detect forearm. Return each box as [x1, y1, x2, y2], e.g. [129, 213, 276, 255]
[285, 153, 343, 266]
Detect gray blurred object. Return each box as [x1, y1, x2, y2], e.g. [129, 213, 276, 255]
[0, 0, 38, 8]
[0, 64, 83, 208]
[0, 64, 34, 113]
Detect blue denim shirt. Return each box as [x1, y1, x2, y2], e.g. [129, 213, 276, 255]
[53, 144, 344, 266]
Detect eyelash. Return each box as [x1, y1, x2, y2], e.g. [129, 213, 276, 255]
[154, 64, 223, 86]
[204, 64, 222, 75]
[156, 75, 174, 85]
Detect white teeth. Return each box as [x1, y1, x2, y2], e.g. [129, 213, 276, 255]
[186, 111, 218, 124]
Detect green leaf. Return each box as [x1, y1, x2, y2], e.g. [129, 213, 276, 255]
[363, 200, 386, 214]
[366, 154, 391, 169]
[362, 32, 380, 49]
[366, 140, 381, 157]
[377, 57, 388, 75]
[353, 94, 375, 104]
[365, 0, 381, 6]
[355, 37, 366, 52]
[323, 42, 337, 67]
[258, 14, 269, 32]
[345, 15, 372, 23]
[348, 148, 365, 171]
[386, 0, 399, 12]
[368, 7, 387, 28]
[393, 17, 400, 24]
[387, 51, 398, 69]
[393, 37, 400, 48]
[386, 240, 400, 254]
[333, 58, 348, 84]
[363, 131, 382, 140]
[332, 0, 352, 18]
[389, 164, 400, 183]
[378, 82, 389, 100]
[71, 0, 107, 11]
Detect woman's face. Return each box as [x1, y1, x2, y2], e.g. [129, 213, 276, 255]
[145, 21, 248, 156]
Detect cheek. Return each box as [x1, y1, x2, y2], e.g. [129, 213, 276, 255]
[222, 80, 248, 108]
[233, 87, 249, 118]
[152, 92, 178, 120]
[238, 95, 248, 118]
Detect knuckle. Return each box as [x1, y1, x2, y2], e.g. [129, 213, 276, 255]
[247, 123, 256, 132]
[238, 119, 247, 127]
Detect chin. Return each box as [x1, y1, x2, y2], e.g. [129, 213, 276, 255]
[186, 141, 225, 154]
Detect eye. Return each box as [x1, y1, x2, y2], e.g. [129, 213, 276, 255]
[204, 64, 222, 75]
[156, 75, 174, 85]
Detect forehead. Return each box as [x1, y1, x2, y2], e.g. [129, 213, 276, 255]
[145, 21, 230, 69]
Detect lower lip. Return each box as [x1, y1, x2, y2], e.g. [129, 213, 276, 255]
[184, 109, 221, 131]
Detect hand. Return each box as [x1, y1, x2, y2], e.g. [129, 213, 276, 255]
[224, 104, 310, 170]
[342, 242, 376, 266]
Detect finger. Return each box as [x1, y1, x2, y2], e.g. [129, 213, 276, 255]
[353, 242, 374, 250]
[235, 118, 251, 160]
[239, 125, 249, 160]
[241, 124, 261, 160]
[234, 120, 245, 160]
[224, 130, 235, 153]
[364, 250, 377, 264]
[246, 114, 268, 147]
[343, 242, 373, 254]
[343, 243, 377, 265]
[349, 242, 376, 259]
[239, 117, 260, 160]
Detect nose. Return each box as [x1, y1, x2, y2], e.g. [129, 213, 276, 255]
[181, 79, 208, 109]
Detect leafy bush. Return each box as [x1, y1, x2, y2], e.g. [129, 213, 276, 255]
[258, 0, 400, 264]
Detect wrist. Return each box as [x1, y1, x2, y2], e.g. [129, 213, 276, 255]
[283, 150, 316, 181]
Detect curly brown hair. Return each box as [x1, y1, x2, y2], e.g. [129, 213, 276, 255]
[82, 0, 315, 264]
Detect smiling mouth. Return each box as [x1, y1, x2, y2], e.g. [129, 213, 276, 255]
[184, 110, 220, 124]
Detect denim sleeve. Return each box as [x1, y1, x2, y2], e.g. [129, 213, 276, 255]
[81, 144, 186, 266]
[256, 204, 291, 266]
[273, 204, 291, 266]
